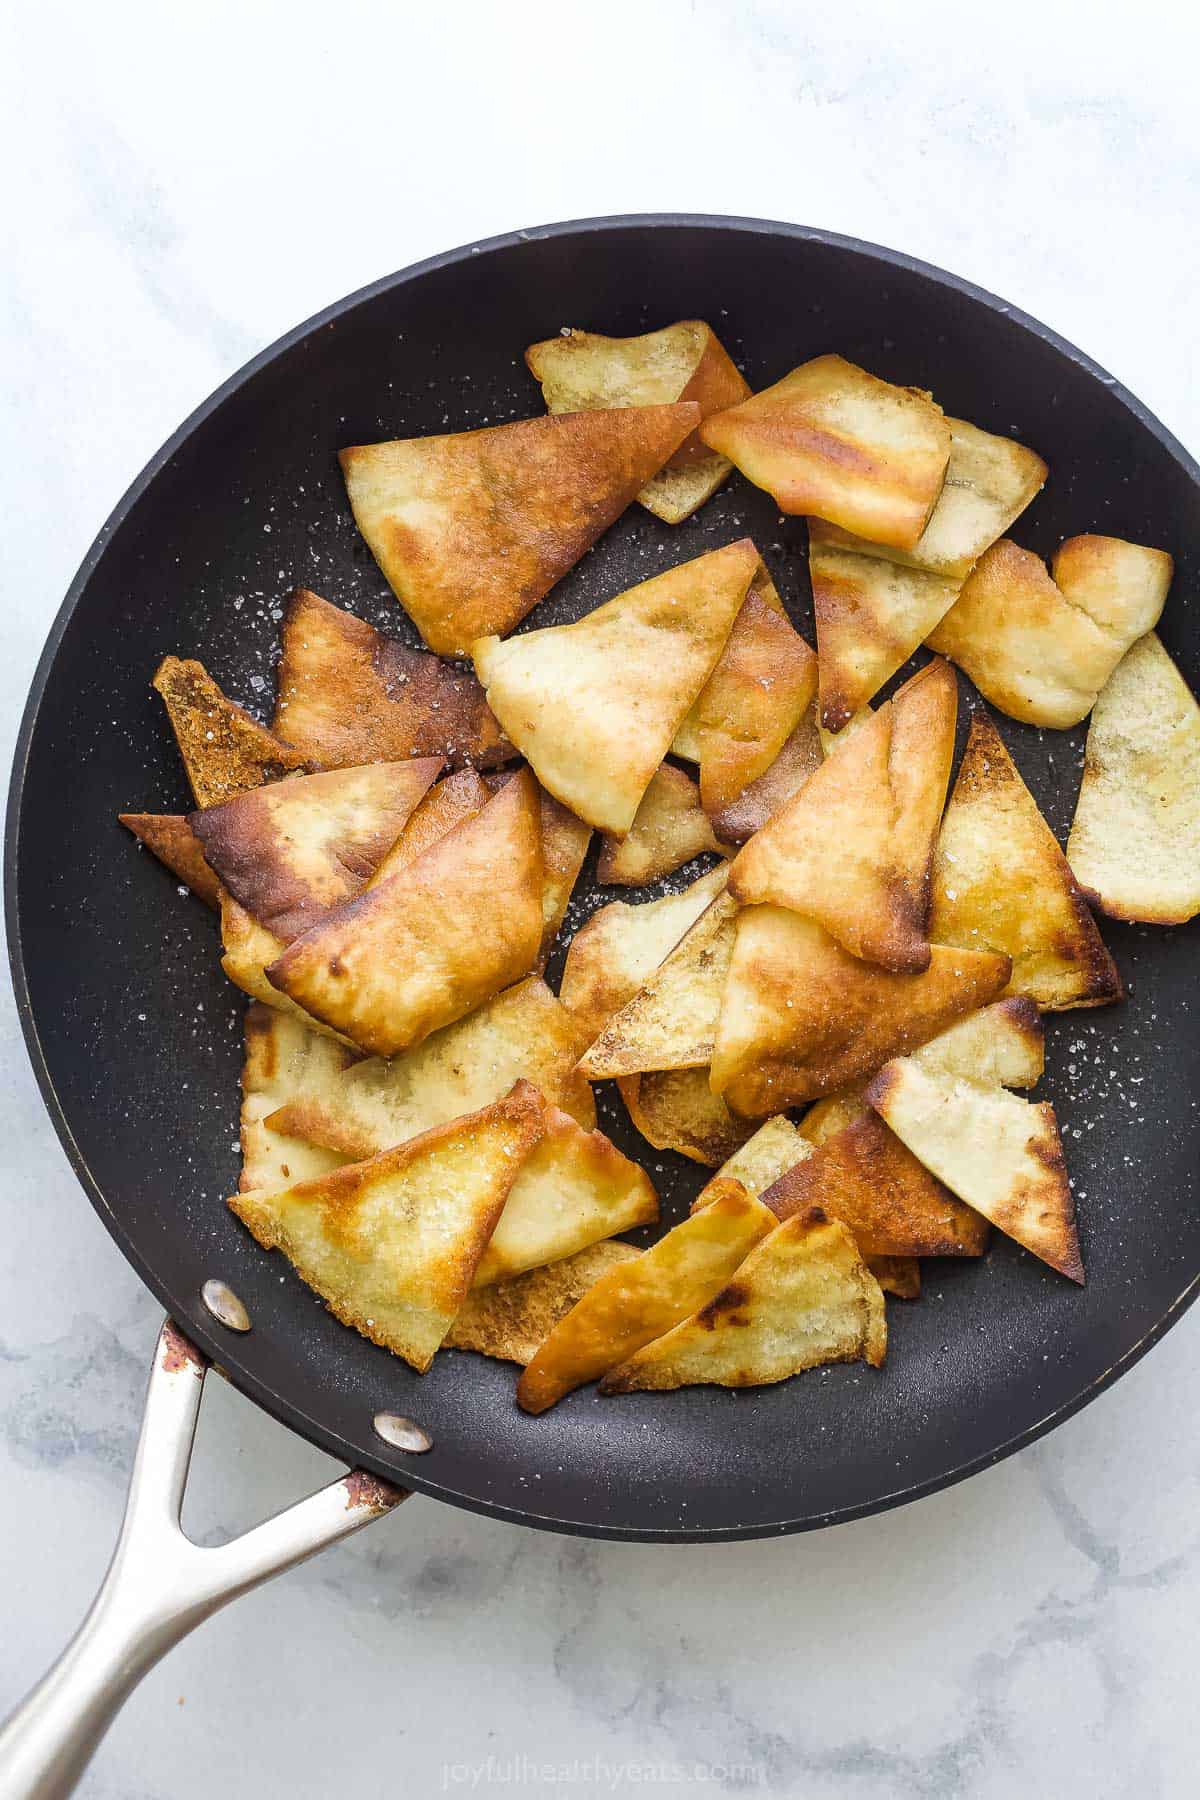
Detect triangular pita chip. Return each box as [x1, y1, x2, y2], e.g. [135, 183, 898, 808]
[119, 813, 222, 908]
[559, 864, 728, 1044]
[817, 705, 874, 758]
[688, 592, 819, 814]
[712, 907, 1011, 1116]
[272, 587, 512, 770]
[704, 1115, 810, 1201]
[600, 1209, 886, 1393]
[809, 525, 960, 729]
[533, 788, 593, 960]
[153, 656, 308, 807]
[229, 1084, 546, 1370]
[596, 763, 724, 885]
[267, 768, 544, 1056]
[729, 701, 929, 971]
[931, 712, 1121, 1009]
[707, 706, 823, 847]
[473, 1103, 658, 1287]
[700, 354, 951, 549]
[868, 1257, 921, 1299]
[220, 895, 354, 1045]
[473, 539, 757, 833]
[577, 892, 739, 1078]
[445, 1241, 642, 1365]
[811, 416, 1047, 579]
[370, 768, 491, 882]
[341, 404, 700, 655]
[670, 565, 787, 760]
[517, 1178, 775, 1412]
[888, 658, 959, 922]
[1051, 535, 1173, 640]
[617, 1069, 753, 1167]
[264, 975, 595, 1155]
[525, 320, 750, 524]
[866, 1058, 1082, 1281]
[239, 1004, 355, 1192]
[1066, 632, 1200, 924]
[191, 760, 441, 943]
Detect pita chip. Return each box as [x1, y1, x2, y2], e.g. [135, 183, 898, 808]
[119, 812, 222, 908]
[597, 764, 724, 885]
[617, 1069, 753, 1167]
[868, 1256, 921, 1299]
[686, 592, 819, 815]
[525, 320, 750, 523]
[220, 895, 354, 1045]
[600, 1209, 886, 1394]
[371, 768, 491, 881]
[340, 403, 700, 655]
[446, 1241, 642, 1364]
[1051, 535, 1173, 641]
[704, 1115, 811, 1201]
[700, 354, 951, 550]
[473, 539, 757, 833]
[239, 1004, 355, 1193]
[479, 773, 594, 956]
[866, 1058, 1082, 1281]
[707, 706, 824, 847]
[192, 760, 441, 943]
[153, 656, 308, 808]
[931, 712, 1121, 1009]
[517, 1178, 775, 1412]
[888, 656, 959, 921]
[711, 907, 1011, 1117]
[266, 768, 544, 1056]
[229, 1084, 546, 1371]
[1067, 632, 1200, 924]
[272, 587, 511, 771]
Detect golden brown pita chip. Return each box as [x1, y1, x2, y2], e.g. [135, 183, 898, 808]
[888, 658, 959, 922]
[596, 764, 724, 885]
[931, 712, 1121, 1009]
[265, 974, 595, 1155]
[712, 907, 1011, 1116]
[517, 1179, 775, 1412]
[119, 813, 222, 908]
[535, 789, 594, 959]
[220, 895, 354, 1044]
[577, 892, 739, 1078]
[473, 1104, 657, 1287]
[707, 706, 824, 847]
[192, 760, 440, 943]
[687, 592, 819, 814]
[868, 1256, 921, 1299]
[813, 417, 1047, 580]
[729, 701, 929, 972]
[559, 864, 728, 1045]
[445, 1241, 642, 1364]
[153, 656, 308, 808]
[230, 1084, 546, 1370]
[473, 540, 757, 834]
[671, 568, 785, 765]
[600, 1209, 886, 1393]
[267, 769, 544, 1056]
[616, 1069, 753, 1167]
[239, 1004, 355, 1192]
[866, 1059, 1082, 1281]
[701, 354, 951, 549]
[340, 404, 700, 655]
[272, 587, 511, 770]
[371, 768, 491, 881]
[708, 1115, 810, 1199]
[809, 526, 960, 729]
[1066, 632, 1200, 925]
[524, 321, 750, 523]
[1051, 535, 1173, 640]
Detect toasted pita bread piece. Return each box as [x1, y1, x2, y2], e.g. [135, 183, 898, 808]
[617, 1069, 753, 1167]
[601, 1208, 886, 1393]
[473, 1104, 658, 1287]
[888, 658, 959, 923]
[239, 1004, 355, 1192]
[221, 895, 354, 1045]
[866, 1059, 1082, 1281]
[191, 760, 441, 943]
[596, 764, 724, 885]
[1066, 632, 1200, 924]
[559, 864, 729, 1044]
[701, 355, 951, 549]
[813, 417, 1047, 580]
[671, 566, 786, 762]
[265, 974, 594, 1156]
[809, 527, 961, 729]
[1051, 535, 1173, 641]
[119, 813, 222, 908]
[577, 892, 739, 1078]
[272, 587, 511, 771]
[153, 656, 308, 808]
[517, 1178, 775, 1412]
[371, 768, 491, 881]
[729, 701, 929, 972]
[479, 772, 594, 957]
[712, 907, 1011, 1117]
[817, 705, 874, 757]
[341, 404, 699, 655]
[868, 1256, 920, 1299]
[473, 539, 756, 834]
[931, 712, 1120, 1010]
[525, 321, 750, 523]
[229, 1084, 546, 1370]
[707, 706, 824, 846]
[687, 593, 820, 814]
[446, 1241, 642, 1364]
[267, 769, 544, 1056]
[706, 1115, 810, 1200]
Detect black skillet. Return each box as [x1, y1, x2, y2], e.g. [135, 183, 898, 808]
[7, 216, 1200, 1557]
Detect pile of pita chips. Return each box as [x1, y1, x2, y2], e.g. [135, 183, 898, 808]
[525, 321, 749, 523]
[596, 764, 724, 886]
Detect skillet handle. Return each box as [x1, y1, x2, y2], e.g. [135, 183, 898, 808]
[0, 1318, 408, 1800]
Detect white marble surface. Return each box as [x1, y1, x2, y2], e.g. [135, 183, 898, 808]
[2, 2, 1198, 1794]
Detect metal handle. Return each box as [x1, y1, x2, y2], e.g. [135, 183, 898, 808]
[0, 1319, 408, 1800]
